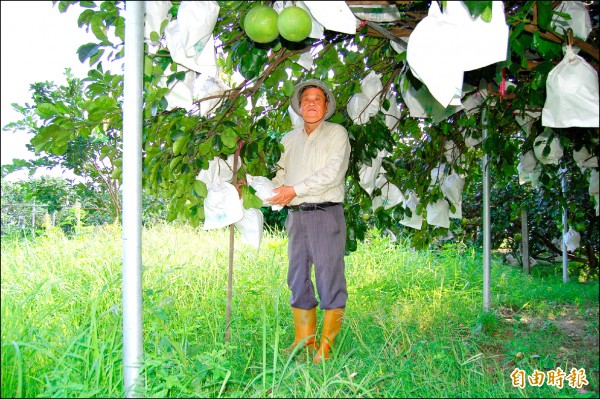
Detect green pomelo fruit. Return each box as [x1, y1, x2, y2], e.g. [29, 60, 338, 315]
[244, 5, 279, 43]
[277, 6, 312, 42]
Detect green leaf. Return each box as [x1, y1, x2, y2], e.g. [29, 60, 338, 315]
[193, 180, 208, 198]
[79, 1, 96, 8]
[536, 1, 553, 31]
[111, 167, 122, 180]
[54, 101, 70, 115]
[89, 48, 105, 66]
[91, 95, 117, 110]
[166, 71, 187, 86]
[382, 98, 390, 111]
[481, 5, 493, 22]
[77, 9, 96, 27]
[532, 31, 562, 60]
[30, 124, 61, 153]
[52, 136, 69, 155]
[114, 16, 125, 41]
[88, 109, 106, 123]
[173, 135, 188, 156]
[169, 156, 182, 171]
[461, 1, 492, 19]
[36, 103, 60, 119]
[241, 186, 264, 209]
[283, 80, 294, 97]
[90, 14, 108, 42]
[221, 128, 238, 149]
[238, 46, 268, 80]
[77, 43, 101, 63]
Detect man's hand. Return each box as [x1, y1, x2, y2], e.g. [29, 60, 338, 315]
[267, 186, 297, 207]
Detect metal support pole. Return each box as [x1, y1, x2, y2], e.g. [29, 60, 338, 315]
[561, 172, 569, 283]
[122, 2, 145, 397]
[482, 108, 491, 310]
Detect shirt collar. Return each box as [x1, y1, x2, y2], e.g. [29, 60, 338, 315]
[303, 120, 326, 138]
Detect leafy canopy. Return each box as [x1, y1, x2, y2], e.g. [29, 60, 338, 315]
[4, 1, 598, 255]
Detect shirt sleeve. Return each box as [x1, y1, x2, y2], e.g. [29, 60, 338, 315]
[293, 125, 350, 198]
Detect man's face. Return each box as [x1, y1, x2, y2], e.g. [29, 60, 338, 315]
[300, 87, 328, 124]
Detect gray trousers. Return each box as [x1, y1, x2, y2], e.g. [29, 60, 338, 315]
[285, 204, 348, 310]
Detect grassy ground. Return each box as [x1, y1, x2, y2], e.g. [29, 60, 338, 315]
[1, 223, 598, 398]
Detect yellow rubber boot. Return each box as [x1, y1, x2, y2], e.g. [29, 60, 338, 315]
[313, 308, 344, 364]
[282, 307, 318, 355]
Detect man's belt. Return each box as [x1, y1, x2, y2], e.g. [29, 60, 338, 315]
[287, 202, 341, 212]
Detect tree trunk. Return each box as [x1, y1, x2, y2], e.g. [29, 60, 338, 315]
[521, 208, 530, 274]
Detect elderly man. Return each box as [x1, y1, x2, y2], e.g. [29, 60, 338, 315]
[268, 79, 351, 364]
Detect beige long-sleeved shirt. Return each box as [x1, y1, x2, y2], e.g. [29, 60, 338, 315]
[272, 121, 351, 206]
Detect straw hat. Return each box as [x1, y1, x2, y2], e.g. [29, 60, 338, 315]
[290, 79, 336, 120]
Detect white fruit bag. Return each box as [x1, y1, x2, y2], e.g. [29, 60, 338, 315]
[520, 150, 538, 173]
[563, 227, 581, 252]
[430, 163, 447, 186]
[573, 147, 598, 170]
[371, 176, 404, 211]
[359, 150, 388, 195]
[589, 169, 599, 195]
[552, 1, 592, 41]
[196, 155, 234, 188]
[518, 151, 541, 185]
[193, 75, 230, 117]
[246, 175, 283, 211]
[361, 71, 383, 109]
[534, 131, 563, 165]
[515, 110, 541, 136]
[203, 182, 244, 230]
[384, 93, 402, 132]
[303, 1, 357, 35]
[407, 1, 508, 107]
[541, 45, 599, 128]
[235, 205, 264, 249]
[399, 191, 423, 230]
[144, 1, 172, 54]
[348, 93, 376, 125]
[400, 75, 462, 123]
[406, 2, 464, 107]
[162, 69, 196, 112]
[164, 1, 219, 75]
[442, 173, 465, 219]
[426, 198, 450, 229]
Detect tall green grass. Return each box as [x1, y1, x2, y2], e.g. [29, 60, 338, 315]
[1, 223, 598, 398]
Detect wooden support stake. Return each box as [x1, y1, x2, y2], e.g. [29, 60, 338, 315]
[521, 208, 530, 275]
[225, 150, 240, 343]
